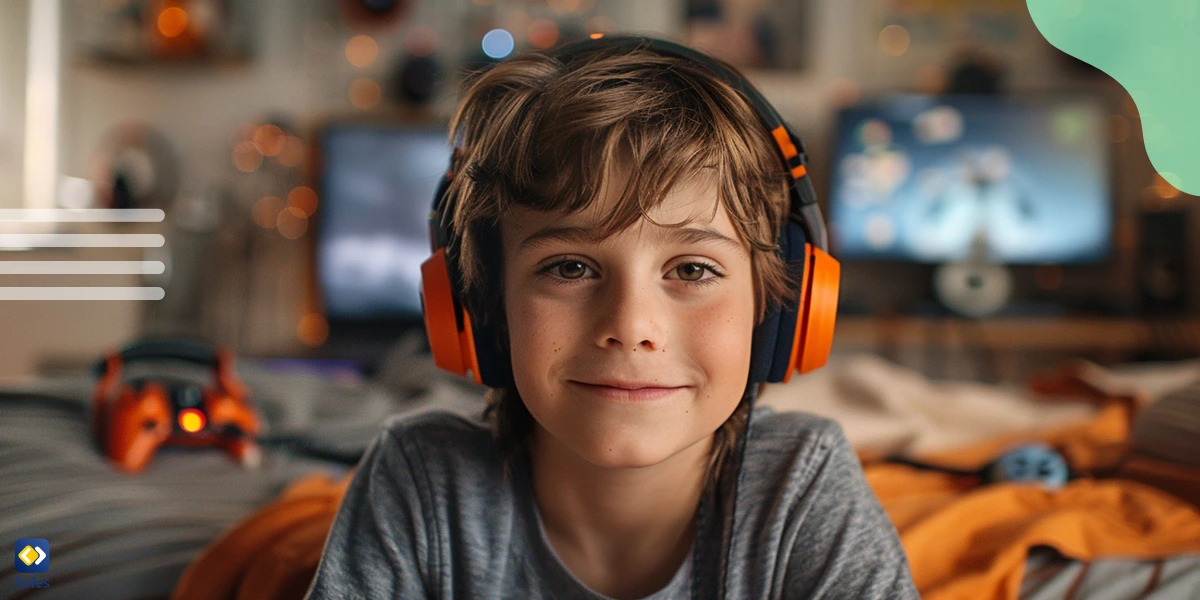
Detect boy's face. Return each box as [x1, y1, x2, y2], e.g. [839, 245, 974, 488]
[500, 169, 756, 470]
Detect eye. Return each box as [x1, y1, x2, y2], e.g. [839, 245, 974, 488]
[676, 263, 706, 281]
[670, 261, 724, 286]
[554, 260, 588, 280]
[538, 259, 594, 284]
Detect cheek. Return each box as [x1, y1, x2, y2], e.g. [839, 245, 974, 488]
[692, 292, 756, 373]
[503, 283, 571, 391]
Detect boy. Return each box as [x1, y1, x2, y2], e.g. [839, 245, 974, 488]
[306, 37, 917, 599]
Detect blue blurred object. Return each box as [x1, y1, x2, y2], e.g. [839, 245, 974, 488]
[987, 443, 1071, 489]
[315, 124, 453, 322]
[829, 94, 1112, 265]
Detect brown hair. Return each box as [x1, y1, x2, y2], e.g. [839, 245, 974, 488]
[442, 42, 800, 487]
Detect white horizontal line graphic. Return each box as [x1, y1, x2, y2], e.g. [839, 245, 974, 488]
[0, 234, 165, 248]
[0, 287, 165, 300]
[0, 209, 165, 222]
[0, 261, 165, 274]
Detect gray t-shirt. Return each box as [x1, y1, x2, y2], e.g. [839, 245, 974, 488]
[304, 406, 918, 599]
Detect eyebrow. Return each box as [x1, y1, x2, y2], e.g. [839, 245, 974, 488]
[516, 225, 744, 254]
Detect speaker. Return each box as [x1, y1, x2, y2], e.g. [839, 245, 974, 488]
[1139, 209, 1192, 316]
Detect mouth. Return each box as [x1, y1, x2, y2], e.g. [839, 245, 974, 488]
[569, 381, 687, 402]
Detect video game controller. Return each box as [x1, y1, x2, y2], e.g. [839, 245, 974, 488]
[92, 338, 263, 473]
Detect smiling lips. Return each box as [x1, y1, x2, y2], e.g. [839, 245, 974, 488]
[570, 381, 687, 401]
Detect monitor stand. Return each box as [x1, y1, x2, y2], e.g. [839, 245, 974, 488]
[933, 231, 1013, 318]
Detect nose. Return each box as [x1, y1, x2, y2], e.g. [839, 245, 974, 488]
[593, 269, 664, 352]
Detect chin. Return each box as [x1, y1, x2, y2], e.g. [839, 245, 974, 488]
[579, 443, 674, 469]
[561, 426, 703, 470]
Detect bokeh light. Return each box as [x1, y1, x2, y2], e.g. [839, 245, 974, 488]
[529, 19, 559, 49]
[859, 119, 893, 148]
[548, 0, 581, 14]
[345, 34, 379, 68]
[278, 136, 306, 167]
[232, 141, 263, 173]
[253, 196, 284, 228]
[252, 125, 286, 157]
[1154, 172, 1182, 199]
[482, 29, 515, 59]
[914, 106, 964, 145]
[1141, 186, 1170, 211]
[276, 206, 309, 239]
[157, 7, 189, 38]
[879, 25, 911, 56]
[349, 78, 382, 110]
[287, 186, 319, 216]
[298, 313, 329, 347]
[405, 25, 439, 57]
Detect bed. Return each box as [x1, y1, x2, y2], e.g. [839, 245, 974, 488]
[2, 331, 1197, 599]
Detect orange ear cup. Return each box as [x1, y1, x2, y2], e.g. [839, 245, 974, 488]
[781, 244, 841, 383]
[419, 248, 484, 385]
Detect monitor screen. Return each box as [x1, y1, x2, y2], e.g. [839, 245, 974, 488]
[828, 94, 1112, 264]
[315, 124, 452, 321]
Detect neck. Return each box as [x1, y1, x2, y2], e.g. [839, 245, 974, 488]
[530, 423, 711, 598]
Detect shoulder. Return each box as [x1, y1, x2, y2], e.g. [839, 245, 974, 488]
[381, 409, 495, 450]
[745, 406, 843, 445]
[734, 406, 862, 515]
[373, 410, 502, 479]
[741, 406, 848, 468]
[731, 408, 919, 598]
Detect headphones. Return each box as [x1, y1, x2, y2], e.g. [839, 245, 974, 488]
[419, 35, 840, 390]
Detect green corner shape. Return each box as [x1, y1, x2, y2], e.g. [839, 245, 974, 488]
[1027, 0, 1200, 195]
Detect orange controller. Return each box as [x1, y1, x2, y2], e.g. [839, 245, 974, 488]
[92, 339, 263, 473]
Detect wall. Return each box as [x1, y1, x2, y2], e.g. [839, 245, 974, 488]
[0, 1, 30, 208]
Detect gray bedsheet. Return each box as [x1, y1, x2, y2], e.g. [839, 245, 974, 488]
[1021, 546, 1200, 599]
[1, 332, 488, 600]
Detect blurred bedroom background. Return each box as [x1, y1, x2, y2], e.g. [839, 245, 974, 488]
[0, 0, 1196, 381]
[2, 0, 1197, 383]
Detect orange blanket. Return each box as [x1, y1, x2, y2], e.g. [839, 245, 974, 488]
[864, 398, 1200, 600]
[170, 472, 353, 600]
[172, 388, 1200, 600]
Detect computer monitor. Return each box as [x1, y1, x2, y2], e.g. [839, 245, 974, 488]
[828, 94, 1112, 264]
[313, 122, 452, 327]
